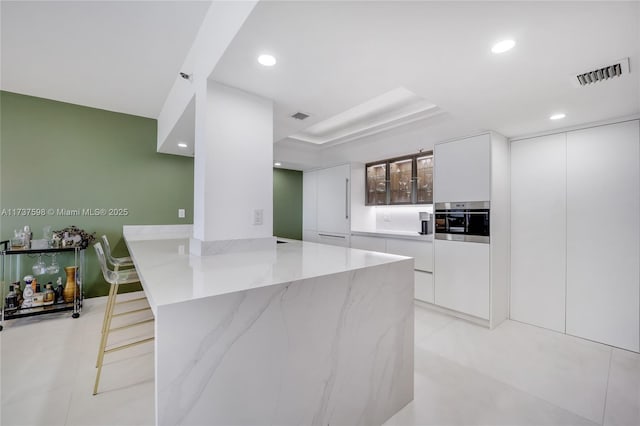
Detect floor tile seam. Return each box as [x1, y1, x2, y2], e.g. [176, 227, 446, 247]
[422, 350, 606, 425]
[600, 348, 614, 426]
[416, 315, 459, 345]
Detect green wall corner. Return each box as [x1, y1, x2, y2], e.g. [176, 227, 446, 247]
[273, 168, 302, 240]
[0, 91, 194, 298]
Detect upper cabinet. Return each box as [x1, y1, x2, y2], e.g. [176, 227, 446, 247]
[434, 134, 491, 202]
[366, 152, 433, 206]
[415, 154, 434, 204]
[389, 156, 414, 204]
[366, 162, 387, 205]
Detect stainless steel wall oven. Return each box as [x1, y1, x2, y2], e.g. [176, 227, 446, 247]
[434, 201, 490, 243]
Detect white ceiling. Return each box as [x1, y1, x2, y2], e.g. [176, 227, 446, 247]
[2, 1, 639, 149]
[1, 0, 210, 118]
[211, 0, 640, 144]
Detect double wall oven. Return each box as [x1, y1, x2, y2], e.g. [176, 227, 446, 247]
[434, 201, 490, 243]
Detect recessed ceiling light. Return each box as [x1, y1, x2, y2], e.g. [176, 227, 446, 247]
[491, 39, 516, 54]
[274, 162, 282, 167]
[549, 113, 566, 120]
[258, 54, 276, 67]
[178, 143, 188, 148]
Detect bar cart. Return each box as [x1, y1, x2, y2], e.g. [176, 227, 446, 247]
[1, 240, 84, 331]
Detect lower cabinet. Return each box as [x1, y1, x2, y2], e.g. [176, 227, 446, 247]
[414, 270, 434, 303]
[350, 234, 433, 303]
[316, 232, 350, 247]
[350, 235, 386, 252]
[434, 239, 490, 320]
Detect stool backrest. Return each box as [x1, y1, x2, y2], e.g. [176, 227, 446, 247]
[94, 242, 117, 284]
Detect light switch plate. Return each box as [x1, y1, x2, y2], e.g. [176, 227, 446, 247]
[253, 209, 263, 225]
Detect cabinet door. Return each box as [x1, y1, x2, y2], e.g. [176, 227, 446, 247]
[510, 133, 567, 333]
[415, 271, 434, 303]
[303, 170, 317, 233]
[317, 164, 350, 235]
[434, 239, 490, 319]
[416, 154, 434, 204]
[366, 162, 387, 205]
[386, 239, 433, 272]
[317, 232, 350, 247]
[566, 120, 640, 352]
[350, 235, 386, 252]
[434, 134, 491, 202]
[389, 157, 414, 204]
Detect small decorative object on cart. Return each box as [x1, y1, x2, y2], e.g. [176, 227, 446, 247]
[52, 226, 95, 249]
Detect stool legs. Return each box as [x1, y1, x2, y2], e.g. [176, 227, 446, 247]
[94, 283, 119, 395]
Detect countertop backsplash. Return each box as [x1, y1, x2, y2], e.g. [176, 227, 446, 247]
[374, 205, 433, 233]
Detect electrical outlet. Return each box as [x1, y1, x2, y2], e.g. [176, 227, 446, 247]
[253, 209, 263, 225]
[383, 213, 391, 222]
[178, 208, 186, 219]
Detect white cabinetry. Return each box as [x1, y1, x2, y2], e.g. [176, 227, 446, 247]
[432, 132, 509, 328]
[386, 239, 432, 272]
[434, 134, 491, 203]
[302, 170, 317, 234]
[303, 164, 351, 246]
[350, 234, 434, 303]
[350, 235, 386, 252]
[317, 164, 350, 236]
[434, 239, 490, 319]
[510, 133, 567, 333]
[566, 120, 639, 352]
[510, 119, 640, 352]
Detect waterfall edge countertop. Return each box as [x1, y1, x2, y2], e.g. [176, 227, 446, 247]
[123, 225, 412, 313]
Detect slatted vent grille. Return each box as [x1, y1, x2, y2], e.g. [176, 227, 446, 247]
[291, 112, 310, 120]
[576, 62, 623, 86]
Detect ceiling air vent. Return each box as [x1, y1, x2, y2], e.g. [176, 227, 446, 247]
[291, 112, 310, 120]
[575, 57, 630, 86]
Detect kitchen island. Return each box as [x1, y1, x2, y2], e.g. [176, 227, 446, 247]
[123, 225, 414, 426]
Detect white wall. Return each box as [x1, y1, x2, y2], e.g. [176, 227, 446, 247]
[193, 81, 273, 241]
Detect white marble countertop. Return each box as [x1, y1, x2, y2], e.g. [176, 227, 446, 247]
[351, 229, 433, 242]
[123, 226, 411, 313]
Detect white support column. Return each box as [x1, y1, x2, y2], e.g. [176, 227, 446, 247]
[190, 80, 275, 255]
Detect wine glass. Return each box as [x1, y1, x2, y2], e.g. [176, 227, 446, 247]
[46, 253, 60, 274]
[32, 255, 47, 275]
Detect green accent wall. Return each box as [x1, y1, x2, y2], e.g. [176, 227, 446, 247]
[273, 168, 302, 240]
[0, 91, 194, 297]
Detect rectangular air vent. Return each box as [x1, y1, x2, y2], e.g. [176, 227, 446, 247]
[291, 112, 310, 120]
[575, 58, 630, 86]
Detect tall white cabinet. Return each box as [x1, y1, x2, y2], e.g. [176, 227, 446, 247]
[510, 133, 567, 333]
[433, 132, 510, 328]
[303, 164, 351, 247]
[566, 121, 639, 352]
[510, 119, 640, 352]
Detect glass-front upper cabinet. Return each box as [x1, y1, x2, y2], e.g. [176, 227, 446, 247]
[366, 162, 388, 205]
[415, 153, 434, 204]
[365, 150, 433, 206]
[389, 157, 414, 204]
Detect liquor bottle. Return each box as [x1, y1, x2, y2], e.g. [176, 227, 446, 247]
[44, 283, 55, 306]
[13, 281, 23, 307]
[5, 284, 18, 310]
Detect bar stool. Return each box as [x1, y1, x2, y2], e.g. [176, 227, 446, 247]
[93, 242, 154, 395]
[100, 234, 133, 271]
[98, 235, 146, 335]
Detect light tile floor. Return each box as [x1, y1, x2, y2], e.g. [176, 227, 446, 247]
[1, 296, 639, 426]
